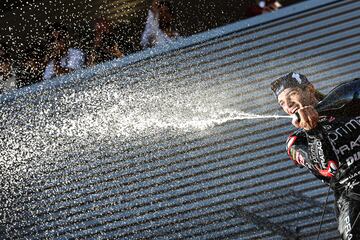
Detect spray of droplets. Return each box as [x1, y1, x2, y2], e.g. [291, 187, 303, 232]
[0, 68, 258, 203]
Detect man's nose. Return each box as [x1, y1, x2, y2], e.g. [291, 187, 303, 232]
[286, 99, 295, 108]
[283, 100, 294, 112]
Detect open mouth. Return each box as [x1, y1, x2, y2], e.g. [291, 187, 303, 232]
[290, 107, 299, 115]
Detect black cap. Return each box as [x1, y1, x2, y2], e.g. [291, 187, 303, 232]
[270, 72, 310, 98]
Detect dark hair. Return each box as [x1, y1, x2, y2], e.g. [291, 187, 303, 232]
[159, 1, 173, 14]
[298, 85, 325, 101]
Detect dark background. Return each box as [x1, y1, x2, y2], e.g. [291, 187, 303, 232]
[0, 0, 303, 57]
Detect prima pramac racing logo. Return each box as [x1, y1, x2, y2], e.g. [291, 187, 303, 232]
[328, 117, 360, 145]
[327, 117, 360, 167]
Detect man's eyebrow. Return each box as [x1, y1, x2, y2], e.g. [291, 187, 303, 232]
[285, 89, 296, 97]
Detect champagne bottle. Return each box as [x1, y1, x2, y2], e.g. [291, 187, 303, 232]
[316, 78, 360, 116]
[293, 78, 360, 122]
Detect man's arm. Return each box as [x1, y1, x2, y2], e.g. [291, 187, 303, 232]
[286, 129, 338, 182]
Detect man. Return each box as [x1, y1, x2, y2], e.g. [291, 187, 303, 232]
[0, 48, 17, 94]
[141, 0, 179, 49]
[43, 24, 85, 80]
[271, 72, 360, 239]
[246, 0, 282, 17]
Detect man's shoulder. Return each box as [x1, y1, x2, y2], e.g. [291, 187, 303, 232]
[286, 129, 306, 150]
[286, 129, 308, 166]
[287, 128, 306, 143]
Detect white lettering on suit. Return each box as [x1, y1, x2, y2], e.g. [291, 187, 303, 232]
[338, 134, 360, 155]
[329, 118, 360, 144]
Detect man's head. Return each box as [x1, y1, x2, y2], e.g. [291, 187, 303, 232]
[158, 1, 174, 23]
[271, 73, 319, 115]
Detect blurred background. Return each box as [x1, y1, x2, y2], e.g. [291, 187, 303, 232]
[0, 0, 302, 63]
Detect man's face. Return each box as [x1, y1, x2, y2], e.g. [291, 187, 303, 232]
[0, 62, 11, 75]
[277, 86, 315, 115]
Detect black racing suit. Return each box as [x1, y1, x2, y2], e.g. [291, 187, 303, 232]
[286, 79, 360, 240]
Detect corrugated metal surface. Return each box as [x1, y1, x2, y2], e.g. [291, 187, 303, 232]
[1, 0, 360, 239]
[100, 0, 146, 22]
